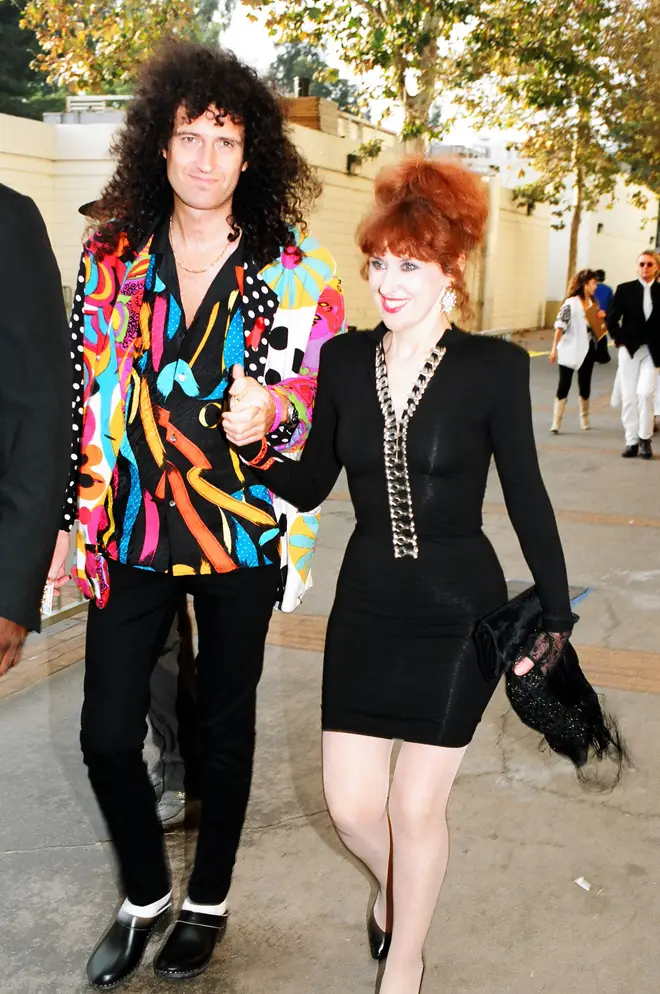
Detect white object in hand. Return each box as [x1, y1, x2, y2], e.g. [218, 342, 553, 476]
[41, 582, 55, 617]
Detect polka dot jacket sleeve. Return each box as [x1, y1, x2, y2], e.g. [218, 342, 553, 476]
[265, 279, 347, 454]
[60, 252, 85, 531]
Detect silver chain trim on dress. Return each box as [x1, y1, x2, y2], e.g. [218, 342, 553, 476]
[375, 341, 447, 559]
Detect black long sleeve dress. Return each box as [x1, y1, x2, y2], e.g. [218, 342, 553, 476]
[242, 324, 573, 747]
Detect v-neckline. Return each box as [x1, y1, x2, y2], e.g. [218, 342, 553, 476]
[375, 337, 448, 426]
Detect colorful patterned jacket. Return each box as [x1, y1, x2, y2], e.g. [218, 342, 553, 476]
[69, 226, 346, 610]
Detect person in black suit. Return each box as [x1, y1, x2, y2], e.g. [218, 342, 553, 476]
[606, 250, 660, 458]
[0, 184, 71, 674]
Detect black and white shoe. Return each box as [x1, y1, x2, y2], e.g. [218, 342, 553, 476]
[153, 909, 228, 981]
[86, 905, 171, 990]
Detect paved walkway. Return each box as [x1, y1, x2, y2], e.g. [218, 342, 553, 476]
[1, 345, 659, 994]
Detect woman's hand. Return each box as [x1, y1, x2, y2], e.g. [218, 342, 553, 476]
[513, 656, 534, 676]
[47, 530, 72, 589]
[549, 349, 557, 365]
[512, 631, 569, 678]
[597, 309, 606, 319]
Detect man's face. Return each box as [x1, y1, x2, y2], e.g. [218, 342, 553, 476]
[637, 253, 659, 284]
[163, 105, 247, 212]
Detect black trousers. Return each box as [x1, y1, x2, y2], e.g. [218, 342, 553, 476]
[81, 559, 279, 905]
[556, 343, 597, 400]
[148, 602, 200, 796]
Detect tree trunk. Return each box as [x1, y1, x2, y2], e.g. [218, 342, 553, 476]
[400, 13, 439, 154]
[401, 86, 434, 154]
[567, 111, 589, 287]
[567, 170, 583, 286]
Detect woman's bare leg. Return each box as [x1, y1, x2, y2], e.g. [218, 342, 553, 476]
[380, 741, 468, 994]
[322, 731, 394, 928]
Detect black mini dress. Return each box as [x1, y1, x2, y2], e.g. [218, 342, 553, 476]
[244, 325, 573, 747]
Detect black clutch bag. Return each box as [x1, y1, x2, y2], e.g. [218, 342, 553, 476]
[473, 586, 628, 784]
[472, 585, 545, 681]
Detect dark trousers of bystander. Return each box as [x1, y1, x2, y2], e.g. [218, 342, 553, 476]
[80, 558, 279, 906]
[556, 343, 598, 401]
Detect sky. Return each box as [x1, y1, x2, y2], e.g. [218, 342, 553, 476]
[219, 5, 278, 73]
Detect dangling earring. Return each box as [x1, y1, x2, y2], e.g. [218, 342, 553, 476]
[439, 285, 457, 314]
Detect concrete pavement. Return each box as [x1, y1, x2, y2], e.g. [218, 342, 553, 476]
[1, 344, 659, 994]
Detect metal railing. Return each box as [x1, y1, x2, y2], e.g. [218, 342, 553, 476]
[66, 95, 131, 113]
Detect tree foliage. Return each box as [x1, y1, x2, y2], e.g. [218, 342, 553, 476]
[266, 41, 363, 115]
[607, 0, 660, 199]
[245, 0, 478, 147]
[0, 0, 64, 118]
[21, 0, 230, 93]
[454, 0, 621, 283]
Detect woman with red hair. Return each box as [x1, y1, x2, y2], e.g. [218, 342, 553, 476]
[224, 158, 574, 992]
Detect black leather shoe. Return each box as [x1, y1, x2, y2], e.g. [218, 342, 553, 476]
[367, 907, 392, 961]
[153, 909, 228, 980]
[622, 444, 639, 458]
[86, 906, 171, 989]
[639, 438, 653, 460]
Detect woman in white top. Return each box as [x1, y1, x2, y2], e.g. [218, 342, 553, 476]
[550, 269, 604, 432]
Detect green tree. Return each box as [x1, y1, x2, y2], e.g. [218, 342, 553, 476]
[0, 0, 64, 119]
[608, 0, 660, 199]
[266, 41, 363, 115]
[455, 0, 620, 283]
[21, 0, 230, 93]
[244, 0, 479, 149]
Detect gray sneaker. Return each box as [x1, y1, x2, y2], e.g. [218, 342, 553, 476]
[157, 790, 186, 829]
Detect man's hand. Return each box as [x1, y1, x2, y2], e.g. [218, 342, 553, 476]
[222, 365, 277, 446]
[0, 617, 28, 677]
[47, 529, 72, 589]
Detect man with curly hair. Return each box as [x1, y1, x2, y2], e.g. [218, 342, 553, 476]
[49, 40, 345, 988]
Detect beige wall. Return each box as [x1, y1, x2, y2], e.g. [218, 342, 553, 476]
[585, 178, 658, 290]
[0, 111, 562, 333]
[0, 115, 56, 226]
[0, 112, 392, 329]
[481, 181, 550, 331]
[292, 123, 401, 329]
[546, 177, 658, 311]
[0, 114, 116, 287]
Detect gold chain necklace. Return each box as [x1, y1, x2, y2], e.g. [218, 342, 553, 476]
[168, 217, 234, 275]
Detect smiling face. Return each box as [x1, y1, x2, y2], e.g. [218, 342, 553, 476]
[163, 105, 247, 213]
[367, 250, 453, 334]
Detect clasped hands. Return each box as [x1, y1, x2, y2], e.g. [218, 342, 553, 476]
[222, 364, 276, 447]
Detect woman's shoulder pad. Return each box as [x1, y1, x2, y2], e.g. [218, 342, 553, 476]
[320, 330, 371, 360]
[464, 332, 529, 365]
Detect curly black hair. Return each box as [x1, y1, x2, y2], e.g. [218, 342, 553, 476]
[91, 40, 321, 267]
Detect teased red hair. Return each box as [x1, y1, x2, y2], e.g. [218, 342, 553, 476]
[357, 157, 489, 312]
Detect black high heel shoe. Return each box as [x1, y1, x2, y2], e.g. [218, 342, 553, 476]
[367, 906, 392, 961]
[86, 905, 171, 989]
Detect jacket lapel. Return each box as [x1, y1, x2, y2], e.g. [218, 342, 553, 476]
[110, 237, 154, 413]
[240, 254, 280, 386]
[651, 281, 660, 320]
